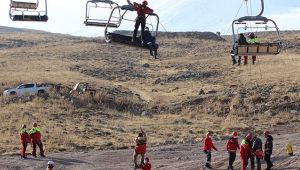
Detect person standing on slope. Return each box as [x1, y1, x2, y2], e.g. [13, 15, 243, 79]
[226, 131, 239, 170]
[29, 122, 45, 157]
[132, 0, 154, 43]
[203, 131, 218, 169]
[19, 124, 31, 159]
[240, 133, 253, 170]
[264, 131, 274, 170]
[133, 128, 147, 168]
[250, 135, 263, 170]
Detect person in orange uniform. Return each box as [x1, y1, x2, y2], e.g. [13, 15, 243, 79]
[133, 128, 147, 168]
[203, 131, 218, 169]
[226, 131, 239, 170]
[240, 133, 253, 170]
[29, 122, 45, 157]
[19, 124, 31, 159]
[142, 157, 151, 170]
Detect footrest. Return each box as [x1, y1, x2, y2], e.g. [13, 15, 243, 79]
[12, 15, 48, 22]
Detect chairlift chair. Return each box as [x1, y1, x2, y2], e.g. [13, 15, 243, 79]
[231, 0, 282, 57]
[84, 0, 121, 28]
[9, 0, 48, 22]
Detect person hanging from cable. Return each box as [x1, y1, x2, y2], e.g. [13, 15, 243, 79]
[142, 27, 159, 58]
[132, 0, 154, 43]
[236, 33, 249, 66]
[247, 32, 259, 65]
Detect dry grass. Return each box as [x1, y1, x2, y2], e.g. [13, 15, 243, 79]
[0, 31, 299, 155]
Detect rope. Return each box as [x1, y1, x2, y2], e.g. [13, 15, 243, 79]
[225, 0, 245, 35]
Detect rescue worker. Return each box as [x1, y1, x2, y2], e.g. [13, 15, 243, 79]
[250, 135, 263, 170]
[202, 131, 218, 169]
[19, 124, 31, 159]
[240, 133, 253, 170]
[237, 33, 248, 66]
[247, 33, 259, 65]
[133, 128, 147, 169]
[132, 0, 154, 43]
[226, 131, 239, 170]
[142, 27, 159, 58]
[142, 157, 151, 170]
[47, 160, 54, 170]
[264, 131, 274, 170]
[29, 122, 45, 157]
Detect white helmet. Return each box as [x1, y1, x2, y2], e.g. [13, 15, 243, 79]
[48, 161, 54, 165]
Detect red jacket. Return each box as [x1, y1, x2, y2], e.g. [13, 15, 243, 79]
[226, 137, 239, 152]
[133, 2, 154, 17]
[142, 163, 151, 170]
[202, 136, 217, 151]
[29, 127, 42, 142]
[19, 129, 31, 143]
[240, 139, 252, 158]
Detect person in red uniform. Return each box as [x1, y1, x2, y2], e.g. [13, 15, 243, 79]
[202, 131, 218, 169]
[240, 133, 253, 170]
[29, 122, 45, 157]
[19, 124, 31, 159]
[132, 0, 154, 42]
[226, 131, 239, 170]
[133, 128, 147, 168]
[142, 157, 151, 170]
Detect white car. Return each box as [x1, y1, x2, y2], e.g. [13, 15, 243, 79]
[3, 83, 49, 96]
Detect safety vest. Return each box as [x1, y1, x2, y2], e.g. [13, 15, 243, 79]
[241, 139, 249, 145]
[248, 38, 259, 44]
[287, 143, 293, 156]
[21, 128, 27, 133]
[29, 127, 41, 134]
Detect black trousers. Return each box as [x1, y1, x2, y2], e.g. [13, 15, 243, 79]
[250, 155, 261, 170]
[133, 16, 146, 40]
[32, 140, 44, 156]
[264, 153, 273, 169]
[228, 152, 236, 170]
[204, 150, 211, 164]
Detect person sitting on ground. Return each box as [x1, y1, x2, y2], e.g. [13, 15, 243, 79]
[142, 157, 151, 170]
[250, 135, 263, 170]
[46, 160, 54, 170]
[133, 128, 147, 168]
[237, 33, 249, 65]
[142, 27, 159, 58]
[226, 131, 239, 170]
[29, 122, 45, 157]
[132, 0, 154, 42]
[247, 32, 259, 65]
[19, 124, 31, 159]
[202, 131, 218, 169]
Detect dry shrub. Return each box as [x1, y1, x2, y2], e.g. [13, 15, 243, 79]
[221, 114, 250, 132]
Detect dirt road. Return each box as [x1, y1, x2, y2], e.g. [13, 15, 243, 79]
[0, 133, 299, 170]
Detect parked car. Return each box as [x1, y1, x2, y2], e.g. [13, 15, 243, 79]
[3, 83, 49, 96]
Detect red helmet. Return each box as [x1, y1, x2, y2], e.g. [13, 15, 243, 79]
[232, 131, 238, 138]
[143, 0, 148, 6]
[33, 122, 37, 127]
[264, 131, 270, 136]
[246, 133, 253, 140]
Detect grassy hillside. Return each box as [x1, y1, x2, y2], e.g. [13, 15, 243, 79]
[0, 29, 299, 155]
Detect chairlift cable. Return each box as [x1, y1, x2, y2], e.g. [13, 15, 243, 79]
[225, 0, 245, 35]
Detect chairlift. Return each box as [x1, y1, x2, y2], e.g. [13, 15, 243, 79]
[9, 0, 48, 22]
[84, 0, 121, 28]
[231, 0, 282, 56]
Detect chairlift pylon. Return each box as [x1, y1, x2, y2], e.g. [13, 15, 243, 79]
[231, 0, 283, 57]
[9, 0, 48, 22]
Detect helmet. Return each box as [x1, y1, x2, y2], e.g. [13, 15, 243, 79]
[264, 131, 270, 136]
[22, 124, 26, 129]
[143, 0, 148, 6]
[206, 131, 213, 136]
[232, 131, 238, 138]
[144, 157, 149, 163]
[145, 27, 150, 31]
[33, 122, 37, 127]
[246, 133, 253, 140]
[248, 32, 255, 38]
[48, 160, 54, 165]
